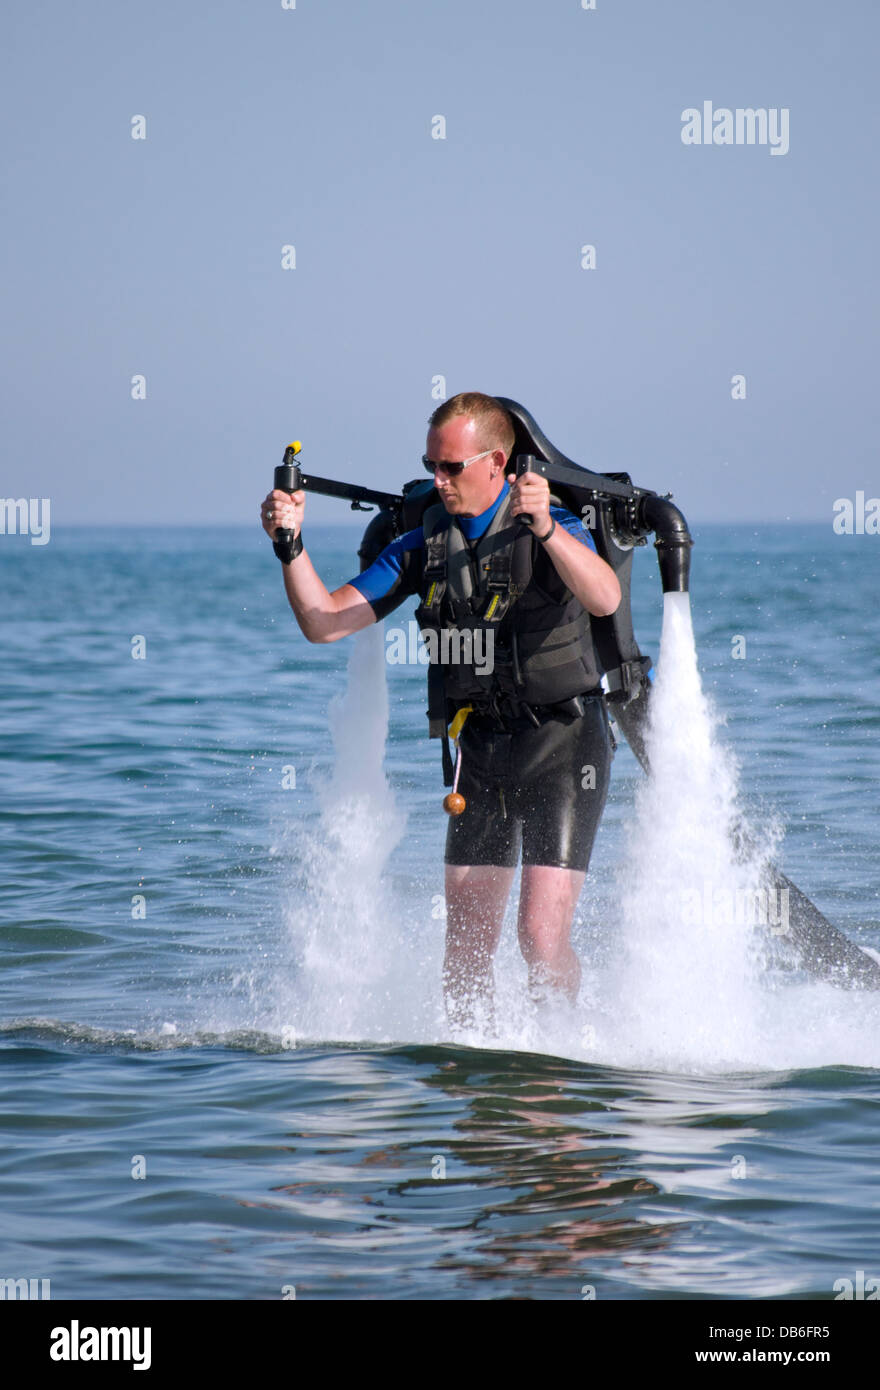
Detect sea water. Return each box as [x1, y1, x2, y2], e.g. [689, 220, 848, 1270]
[1, 524, 878, 1299]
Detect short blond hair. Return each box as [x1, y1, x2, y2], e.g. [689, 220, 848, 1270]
[428, 392, 515, 460]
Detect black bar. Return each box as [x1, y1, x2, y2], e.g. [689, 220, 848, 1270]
[8, 1297, 875, 1371]
[523, 457, 643, 502]
[296, 471, 403, 511]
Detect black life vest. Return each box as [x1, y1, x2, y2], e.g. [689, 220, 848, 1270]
[412, 493, 602, 733]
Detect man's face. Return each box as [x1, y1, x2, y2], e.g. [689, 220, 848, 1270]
[425, 416, 505, 517]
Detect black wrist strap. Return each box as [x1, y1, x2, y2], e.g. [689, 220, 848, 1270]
[535, 518, 556, 544]
[273, 531, 303, 564]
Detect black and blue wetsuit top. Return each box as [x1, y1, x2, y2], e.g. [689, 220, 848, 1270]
[347, 481, 596, 621]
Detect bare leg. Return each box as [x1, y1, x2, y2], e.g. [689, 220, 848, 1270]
[517, 865, 586, 1003]
[443, 864, 515, 1029]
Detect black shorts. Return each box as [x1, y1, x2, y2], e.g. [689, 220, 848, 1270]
[444, 694, 613, 871]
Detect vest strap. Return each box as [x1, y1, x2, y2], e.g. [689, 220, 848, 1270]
[603, 655, 652, 702]
[422, 529, 448, 612]
[482, 541, 523, 623]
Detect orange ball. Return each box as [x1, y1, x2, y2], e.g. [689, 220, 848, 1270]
[443, 792, 466, 816]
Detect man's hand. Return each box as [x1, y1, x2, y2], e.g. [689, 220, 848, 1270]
[260, 487, 305, 541]
[506, 470, 551, 535]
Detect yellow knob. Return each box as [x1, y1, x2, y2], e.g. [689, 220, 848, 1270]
[289, 440, 302, 455]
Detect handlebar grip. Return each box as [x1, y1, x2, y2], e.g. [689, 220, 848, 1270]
[515, 453, 537, 528]
[273, 450, 302, 546]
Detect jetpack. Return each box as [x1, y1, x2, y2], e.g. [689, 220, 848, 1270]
[274, 398, 880, 990]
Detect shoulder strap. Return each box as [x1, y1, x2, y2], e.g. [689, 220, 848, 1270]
[480, 494, 533, 623]
[420, 503, 451, 614]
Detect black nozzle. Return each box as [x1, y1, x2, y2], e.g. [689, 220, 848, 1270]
[638, 494, 693, 593]
[274, 445, 301, 496]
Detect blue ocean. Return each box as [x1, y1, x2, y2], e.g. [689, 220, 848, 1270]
[1, 522, 878, 1301]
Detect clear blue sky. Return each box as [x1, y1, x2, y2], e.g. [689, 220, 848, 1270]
[3, 0, 878, 524]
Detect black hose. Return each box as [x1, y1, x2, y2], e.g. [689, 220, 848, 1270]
[638, 495, 693, 593]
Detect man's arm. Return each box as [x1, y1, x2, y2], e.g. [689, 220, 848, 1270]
[506, 472, 622, 617]
[261, 487, 375, 642]
[537, 516, 621, 617]
[281, 558, 376, 643]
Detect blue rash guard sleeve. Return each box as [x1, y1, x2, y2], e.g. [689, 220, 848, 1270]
[551, 505, 598, 551]
[346, 526, 426, 620]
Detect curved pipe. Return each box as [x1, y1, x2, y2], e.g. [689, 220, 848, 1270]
[638, 494, 693, 593]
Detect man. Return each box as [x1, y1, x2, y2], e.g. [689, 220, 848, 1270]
[260, 393, 621, 1028]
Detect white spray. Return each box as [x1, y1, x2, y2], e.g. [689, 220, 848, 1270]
[602, 592, 880, 1071]
[605, 594, 769, 1066]
[271, 597, 880, 1070]
[274, 626, 438, 1043]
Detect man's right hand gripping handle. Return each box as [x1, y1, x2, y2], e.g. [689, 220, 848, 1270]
[261, 442, 305, 564]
